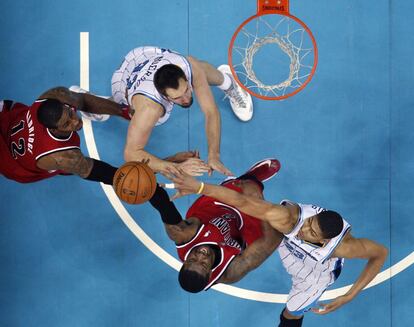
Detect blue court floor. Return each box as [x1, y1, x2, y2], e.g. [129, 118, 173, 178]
[1, 1, 413, 326]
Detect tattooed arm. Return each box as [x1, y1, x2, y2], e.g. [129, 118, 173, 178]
[36, 149, 95, 177]
[163, 217, 201, 244]
[36, 149, 117, 185]
[218, 222, 284, 284]
[39, 86, 127, 116]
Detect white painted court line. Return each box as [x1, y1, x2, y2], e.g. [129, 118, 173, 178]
[80, 32, 89, 92]
[78, 32, 413, 303]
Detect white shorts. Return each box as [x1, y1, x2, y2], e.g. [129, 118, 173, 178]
[278, 241, 343, 315]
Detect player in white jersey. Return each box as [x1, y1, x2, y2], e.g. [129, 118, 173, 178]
[111, 46, 253, 177]
[168, 171, 388, 327]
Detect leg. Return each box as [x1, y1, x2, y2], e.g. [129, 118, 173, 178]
[278, 308, 303, 327]
[277, 243, 336, 326]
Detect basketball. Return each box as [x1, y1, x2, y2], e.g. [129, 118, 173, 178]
[113, 161, 157, 204]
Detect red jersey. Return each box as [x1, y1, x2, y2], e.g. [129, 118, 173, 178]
[0, 100, 80, 183]
[176, 180, 264, 290]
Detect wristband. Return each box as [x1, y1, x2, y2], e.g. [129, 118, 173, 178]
[196, 182, 205, 194]
[121, 105, 132, 120]
[149, 185, 183, 225]
[84, 159, 117, 185]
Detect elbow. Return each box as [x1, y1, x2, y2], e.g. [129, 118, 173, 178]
[372, 244, 388, 266]
[124, 147, 138, 162]
[124, 149, 132, 162]
[379, 245, 388, 261]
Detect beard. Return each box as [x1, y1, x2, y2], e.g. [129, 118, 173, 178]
[178, 97, 193, 108]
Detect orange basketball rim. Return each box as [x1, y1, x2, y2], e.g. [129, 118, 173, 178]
[228, 0, 318, 100]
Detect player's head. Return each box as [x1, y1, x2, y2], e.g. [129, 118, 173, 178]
[297, 210, 344, 243]
[37, 99, 83, 132]
[154, 64, 193, 108]
[178, 245, 215, 293]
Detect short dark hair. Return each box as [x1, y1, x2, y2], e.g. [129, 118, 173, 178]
[37, 99, 64, 129]
[154, 64, 187, 96]
[317, 210, 344, 239]
[178, 266, 209, 293]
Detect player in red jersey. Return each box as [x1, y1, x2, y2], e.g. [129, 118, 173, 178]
[149, 159, 283, 292]
[0, 86, 133, 184]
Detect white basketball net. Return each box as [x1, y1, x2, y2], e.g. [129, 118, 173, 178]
[232, 15, 316, 98]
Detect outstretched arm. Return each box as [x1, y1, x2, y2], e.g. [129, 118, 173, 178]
[219, 222, 283, 284]
[36, 149, 117, 185]
[148, 184, 199, 244]
[39, 86, 127, 116]
[187, 56, 232, 176]
[314, 234, 388, 315]
[125, 96, 210, 176]
[169, 170, 294, 234]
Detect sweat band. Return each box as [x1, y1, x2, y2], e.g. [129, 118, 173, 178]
[149, 184, 183, 225]
[84, 159, 117, 185]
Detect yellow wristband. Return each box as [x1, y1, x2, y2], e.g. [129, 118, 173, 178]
[196, 182, 205, 194]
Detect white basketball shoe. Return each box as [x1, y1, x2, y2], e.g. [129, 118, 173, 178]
[69, 85, 110, 122]
[217, 65, 253, 122]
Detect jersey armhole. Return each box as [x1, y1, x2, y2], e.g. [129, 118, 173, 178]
[35, 146, 81, 161]
[175, 220, 204, 247]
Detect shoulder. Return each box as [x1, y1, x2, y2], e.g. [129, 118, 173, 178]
[331, 232, 356, 258]
[131, 94, 164, 113]
[268, 202, 297, 226]
[167, 217, 202, 244]
[185, 56, 202, 74]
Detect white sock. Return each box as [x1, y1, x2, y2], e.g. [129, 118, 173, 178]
[217, 72, 233, 91]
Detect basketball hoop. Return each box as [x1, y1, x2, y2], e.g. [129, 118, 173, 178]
[229, 0, 318, 100]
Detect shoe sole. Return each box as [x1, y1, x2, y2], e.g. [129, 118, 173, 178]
[245, 158, 281, 182]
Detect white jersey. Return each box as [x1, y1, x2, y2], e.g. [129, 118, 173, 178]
[277, 200, 351, 315]
[111, 46, 193, 126]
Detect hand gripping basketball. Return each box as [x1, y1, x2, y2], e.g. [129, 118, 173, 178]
[113, 161, 157, 204]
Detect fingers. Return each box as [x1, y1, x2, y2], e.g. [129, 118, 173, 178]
[311, 306, 327, 315]
[179, 158, 210, 176]
[188, 150, 200, 158]
[166, 163, 181, 176]
[139, 158, 150, 165]
[161, 166, 180, 181]
[186, 157, 210, 167]
[219, 166, 234, 176]
[208, 161, 234, 176]
[312, 302, 335, 315]
[170, 191, 183, 201]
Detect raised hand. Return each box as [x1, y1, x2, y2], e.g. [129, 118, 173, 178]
[312, 295, 352, 315]
[166, 150, 200, 163]
[164, 168, 203, 200]
[178, 157, 210, 176]
[208, 156, 233, 176]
